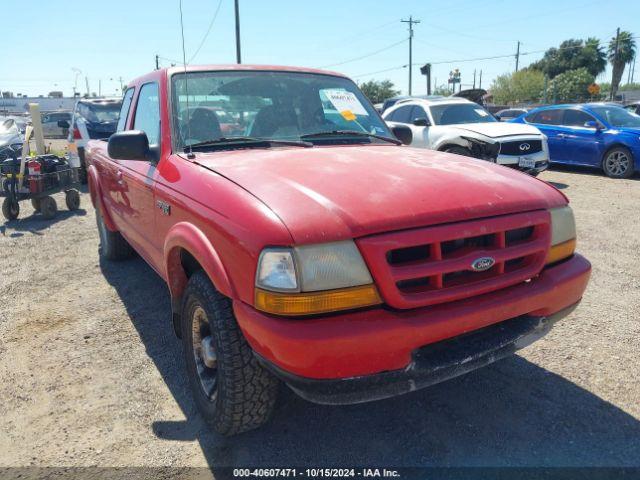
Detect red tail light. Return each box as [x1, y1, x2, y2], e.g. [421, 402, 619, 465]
[73, 128, 82, 140]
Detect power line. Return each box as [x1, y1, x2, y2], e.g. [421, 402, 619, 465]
[188, 0, 224, 64]
[353, 65, 407, 79]
[317, 39, 407, 69]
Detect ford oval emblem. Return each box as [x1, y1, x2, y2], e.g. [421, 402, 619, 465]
[471, 257, 495, 272]
[519, 143, 531, 151]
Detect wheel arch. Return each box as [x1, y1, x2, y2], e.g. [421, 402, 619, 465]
[601, 143, 636, 174]
[164, 222, 234, 336]
[87, 164, 117, 231]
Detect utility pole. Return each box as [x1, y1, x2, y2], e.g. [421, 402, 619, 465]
[631, 56, 636, 84]
[479, 70, 483, 89]
[98, 79, 102, 97]
[610, 28, 620, 100]
[85, 76, 90, 97]
[155, 54, 160, 70]
[234, 0, 242, 64]
[473, 69, 477, 89]
[515, 41, 521, 72]
[401, 16, 420, 95]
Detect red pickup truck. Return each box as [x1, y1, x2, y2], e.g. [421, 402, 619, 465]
[86, 65, 591, 436]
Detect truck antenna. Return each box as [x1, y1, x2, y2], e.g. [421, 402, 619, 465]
[179, 0, 195, 159]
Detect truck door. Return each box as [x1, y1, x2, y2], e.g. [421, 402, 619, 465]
[114, 82, 162, 265]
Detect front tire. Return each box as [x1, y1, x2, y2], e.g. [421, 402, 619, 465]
[181, 271, 279, 436]
[96, 206, 134, 260]
[40, 196, 57, 220]
[602, 147, 634, 178]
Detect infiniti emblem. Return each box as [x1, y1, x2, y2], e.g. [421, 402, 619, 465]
[471, 257, 495, 272]
[519, 143, 531, 151]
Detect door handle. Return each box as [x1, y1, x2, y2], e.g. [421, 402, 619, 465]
[556, 133, 566, 138]
[115, 170, 124, 185]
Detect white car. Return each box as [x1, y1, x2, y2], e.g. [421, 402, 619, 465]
[383, 97, 549, 176]
[62, 97, 122, 183]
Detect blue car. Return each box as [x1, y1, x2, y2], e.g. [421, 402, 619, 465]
[511, 103, 640, 178]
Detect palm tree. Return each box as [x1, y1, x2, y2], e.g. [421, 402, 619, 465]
[608, 31, 636, 98]
[584, 37, 607, 77]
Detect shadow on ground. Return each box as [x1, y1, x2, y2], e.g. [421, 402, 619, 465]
[100, 256, 640, 472]
[0, 209, 87, 236]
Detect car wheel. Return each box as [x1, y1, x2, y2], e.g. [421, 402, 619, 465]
[31, 198, 41, 212]
[96, 206, 134, 260]
[444, 145, 473, 157]
[602, 147, 634, 179]
[181, 271, 279, 436]
[65, 189, 81, 211]
[40, 196, 57, 220]
[2, 197, 19, 221]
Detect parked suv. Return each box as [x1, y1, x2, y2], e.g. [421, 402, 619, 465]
[62, 98, 122, 182]
[384, 97, 549, 175]
[513, 103, 640, 178]
[85, 65, 590, 436]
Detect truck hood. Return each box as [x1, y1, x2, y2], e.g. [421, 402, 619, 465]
[450, 122, 542, 138]
[194, 145, 566, 244]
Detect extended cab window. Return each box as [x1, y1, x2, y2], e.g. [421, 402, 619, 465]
[134, 83, 160, 146]
[117, 88, 135, 132]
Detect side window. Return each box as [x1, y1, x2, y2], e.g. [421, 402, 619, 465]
[529, 109, 563, 125]
[409, 106, 428, 123]
[563, 109, 595, 127]
[133, 83, 160, 145]
[391, 105, 413, 124]
[117, 88, 135, 132]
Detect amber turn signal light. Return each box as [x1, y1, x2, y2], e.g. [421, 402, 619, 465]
[545, 238, 576, 265]
[255, 284, 382, 316]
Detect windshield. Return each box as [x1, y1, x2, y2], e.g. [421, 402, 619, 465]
[171, 70, 392, 149]
[430, 103, 497, 125]
[590, 105, 640, 128]
[78, 102, 121, 123]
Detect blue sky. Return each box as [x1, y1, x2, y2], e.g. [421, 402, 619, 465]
[2, 0, 638, 97]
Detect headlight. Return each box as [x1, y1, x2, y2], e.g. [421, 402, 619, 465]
[255, 241, 381, 315]
[546, 206, 576, 265]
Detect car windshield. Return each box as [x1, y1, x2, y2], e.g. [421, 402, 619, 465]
[430, 103, 497, 125]
[171, 70, 392, 149]
[78, 103, 121, 123]
[590, 105, 640, 128]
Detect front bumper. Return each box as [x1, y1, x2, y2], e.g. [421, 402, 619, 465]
[234, 253, 590, 382]
[497, 150, 549, 175]
[257, 302, 578, 405]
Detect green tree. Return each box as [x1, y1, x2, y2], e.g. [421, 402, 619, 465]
[608, 31, 636, 98]
[358, 80, 399, 104]
[490, 69, 545, 104]
[530, 38, 607, 78]
[548, 67, 594, 103]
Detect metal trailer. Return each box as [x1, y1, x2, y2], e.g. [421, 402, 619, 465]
[1, 148, 81, 221]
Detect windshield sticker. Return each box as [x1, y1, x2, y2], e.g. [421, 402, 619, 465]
[474, 109, 489, 117]
[323, 89, 368, 117]
[341, 110, 357, 121]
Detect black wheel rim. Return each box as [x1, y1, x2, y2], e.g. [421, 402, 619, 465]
[191, 305, 218, 401]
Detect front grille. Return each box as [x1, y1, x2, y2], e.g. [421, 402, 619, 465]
[356, 211, 551, 309]
[499, 139, 542, 156]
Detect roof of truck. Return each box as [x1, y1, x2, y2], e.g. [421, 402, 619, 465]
[164, 64, 347, 78]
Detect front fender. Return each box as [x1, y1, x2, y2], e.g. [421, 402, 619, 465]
[164, 222, 234, 301]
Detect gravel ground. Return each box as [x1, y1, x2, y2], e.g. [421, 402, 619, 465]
[0, 166, 638, 472]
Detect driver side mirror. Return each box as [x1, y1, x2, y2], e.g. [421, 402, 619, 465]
[584, 120, 602, 130]
[391, 125, 413, 145]
[412, 117, 430, 127]
[108, 130, 150, 161]
[57, 120, 70, 129]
